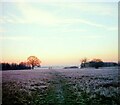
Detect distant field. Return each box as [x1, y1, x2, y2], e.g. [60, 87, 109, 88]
[2, 67, 120, 105]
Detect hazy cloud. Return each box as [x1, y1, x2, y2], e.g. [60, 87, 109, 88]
[0, 36, 33, 41]
[1, 0, 119, 2]
[1, 2, 117, 31]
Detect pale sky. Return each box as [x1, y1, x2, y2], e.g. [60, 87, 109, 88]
[0, 1, 118, 66]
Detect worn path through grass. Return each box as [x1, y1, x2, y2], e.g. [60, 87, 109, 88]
[46, 70, 89, 105]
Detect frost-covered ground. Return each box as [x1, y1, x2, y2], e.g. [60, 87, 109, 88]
[58, 67, 119, 96]
[2, 67, 120, 105]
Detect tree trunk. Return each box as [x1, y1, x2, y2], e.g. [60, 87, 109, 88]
[32, 65, 34, 69]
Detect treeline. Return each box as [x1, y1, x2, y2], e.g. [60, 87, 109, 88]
[1, 63, 31, 70]
[81, 58, 118, 69]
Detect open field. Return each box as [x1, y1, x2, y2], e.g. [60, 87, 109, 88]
[2, 67, 120, 105]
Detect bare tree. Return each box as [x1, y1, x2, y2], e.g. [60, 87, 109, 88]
[27, 56, 41, 69]
[80, 57, 88, 68]
[81, 57, 88, 63]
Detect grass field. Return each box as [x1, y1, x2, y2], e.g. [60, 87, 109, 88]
[2, 67, 120, 105]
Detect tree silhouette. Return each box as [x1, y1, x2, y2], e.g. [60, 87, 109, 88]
[91, 58, 102, 62]
[81, 57, 88, 63]
[27, 56, 41, 69]
[80, 57, 88, 68]
[90, 58, 104, 69]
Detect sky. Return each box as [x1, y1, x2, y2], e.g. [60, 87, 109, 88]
[0, 1, 118, 66]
